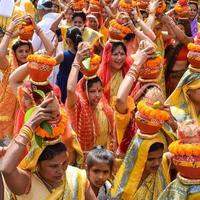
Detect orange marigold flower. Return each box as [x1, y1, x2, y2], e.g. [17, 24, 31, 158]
[27, 54, 57, 66]
[35, 108, 67, 139]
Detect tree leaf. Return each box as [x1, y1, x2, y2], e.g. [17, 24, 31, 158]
[40, 121, 53, 135]
[35, 135, 43, 148]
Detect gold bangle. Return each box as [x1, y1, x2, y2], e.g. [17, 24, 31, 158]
[20, 125, 33, 141]
[127, 71, 136, 80]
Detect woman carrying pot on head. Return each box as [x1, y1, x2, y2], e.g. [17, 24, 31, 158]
[2, 94, 96, 200]
[0, 15, 54, 141]
[66, 42, 115, 157]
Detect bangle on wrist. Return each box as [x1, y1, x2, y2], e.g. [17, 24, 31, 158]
[19, 125, 33, 141]
[35, 27, 42, 35]
[72, 63, 81, 69]
[5, 30, 12, 37]
[14, 136, 27, 146]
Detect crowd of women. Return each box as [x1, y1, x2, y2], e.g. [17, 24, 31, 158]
[0, 0, 200, 199]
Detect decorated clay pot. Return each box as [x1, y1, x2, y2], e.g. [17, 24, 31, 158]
[188, 57, 200, 68]
[80, 64, 99, 77]
[139, 66, 161, 79]
[28, 62, 53, 82]
[18, 18, 34, 41]
[173, 158, 200, 179]
[19, 30, 34, 41]
[135, 112, 162, 134]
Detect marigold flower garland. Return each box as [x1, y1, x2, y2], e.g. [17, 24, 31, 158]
[109, 19, 132, 39]
[119, 0, 137, 10]
[80, 54, 101, 77]
[137, 100, 170, 121]
[35, 108, 67, 139]
[72, 0, 85, 11]
[27, 54, 57, 66]
[144, 56, 164, 68]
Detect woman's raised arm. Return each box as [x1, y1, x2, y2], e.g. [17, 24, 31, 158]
[9, 63, 28, 95]
[2, 96, 55, 195]
[29, 15, 54, 56]
[116, 40, 155, 114]
[0, 17, 23, 70]
[67, 42, 90, 109]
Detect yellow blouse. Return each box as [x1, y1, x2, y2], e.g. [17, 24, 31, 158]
[95, 103, 110, 147]
[113, 96, 135, 145]
[110, 70, 123, 104]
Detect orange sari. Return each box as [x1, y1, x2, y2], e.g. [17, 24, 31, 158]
[0, 50, 19, 139]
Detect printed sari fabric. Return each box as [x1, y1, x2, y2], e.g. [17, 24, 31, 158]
[158, 175, 200, 200]
[110, 131, 170, 200]
[166, 67, 200, 125]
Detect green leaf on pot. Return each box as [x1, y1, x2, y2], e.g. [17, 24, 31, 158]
[35, 134, 43, 148]
[24, 107, 36, 123]
[34, 90, 46, 99]
[40, 121, 53, 135]
[82, 57, 91, 70]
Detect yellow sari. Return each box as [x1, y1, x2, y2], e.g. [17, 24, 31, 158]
[110, 131, 170, 199]
[166, 67, 200, 125]
[158, 173, 200, 200]
[4, 166, 88, 200]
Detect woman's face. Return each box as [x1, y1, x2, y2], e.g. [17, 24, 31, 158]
[38, 151, 68, 186]
[110, 45, 126, 71]
[15, 45, 31, 65]
[190, 4, 198, 21]
[87, 81, 103, 108]
[73, 16, 85, 28]
[65, 8, 73, 23]
[88, 17, 98, 30]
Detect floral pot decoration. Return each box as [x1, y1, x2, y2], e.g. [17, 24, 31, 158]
[136, 99, 170, 134]
[156, 0, 166, 14]
[88, 0, 102, 13]
[18, 17, 34, 41]
[24, 91, 67, 147]
[80, 51, 101, 77]
[169, 120, 200, 179]
[109, 12, 132, 41]
[187, 32, 200, 68]
[174, 0, 190, 19]
[118, 0, 137, 13]
[72, 0, 85, 12]
[139, 51, 164, 80]
[27, 54, 57, 83]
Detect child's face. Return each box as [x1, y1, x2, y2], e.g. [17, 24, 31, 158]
[88, 161, 111, 188]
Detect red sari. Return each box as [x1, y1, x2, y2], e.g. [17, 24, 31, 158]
[67, 78, 114, 153]
[98, 42, 132, 102]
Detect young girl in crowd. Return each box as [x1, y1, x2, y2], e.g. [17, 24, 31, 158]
[86, 146, 114, 199]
